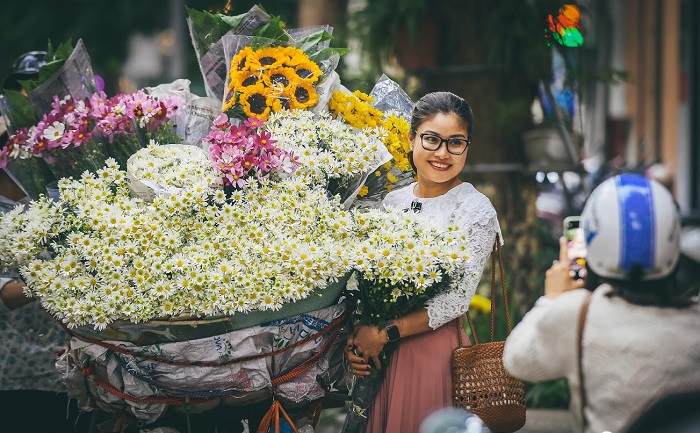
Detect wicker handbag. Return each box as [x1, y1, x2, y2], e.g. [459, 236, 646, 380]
[452, 239, 526, 433]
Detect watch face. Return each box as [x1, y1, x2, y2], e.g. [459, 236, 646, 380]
[387, 324, 400, 342]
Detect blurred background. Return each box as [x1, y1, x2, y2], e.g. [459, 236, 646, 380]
[1, 0, 699, 419]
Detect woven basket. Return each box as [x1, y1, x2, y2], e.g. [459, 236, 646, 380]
[452, 239, 526, 432]
[452, 341, 526, 432]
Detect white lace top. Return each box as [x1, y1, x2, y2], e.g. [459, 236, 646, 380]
[382, 182, 502, 329]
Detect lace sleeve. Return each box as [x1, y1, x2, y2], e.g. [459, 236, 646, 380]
[425, 196, 501, 329]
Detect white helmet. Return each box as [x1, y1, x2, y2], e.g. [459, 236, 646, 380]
[581, 173, 681, 281]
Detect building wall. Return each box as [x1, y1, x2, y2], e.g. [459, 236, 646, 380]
[623, 0, 681, 191]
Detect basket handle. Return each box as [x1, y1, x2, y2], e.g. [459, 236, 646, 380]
[457, 236, 511, 347]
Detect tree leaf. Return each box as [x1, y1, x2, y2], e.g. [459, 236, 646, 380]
[1, 89, 38, 129]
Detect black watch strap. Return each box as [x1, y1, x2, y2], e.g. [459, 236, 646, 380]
[386, 320, 400, 343]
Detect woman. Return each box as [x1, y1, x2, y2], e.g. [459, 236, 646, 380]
[503, 173, 700, 433]
[346, 91, 502, 432]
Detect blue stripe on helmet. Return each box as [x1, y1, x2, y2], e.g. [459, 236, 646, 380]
[617, 174, 655, 271]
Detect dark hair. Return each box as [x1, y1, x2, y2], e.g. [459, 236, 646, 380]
[585, 263, 696, 308]
[407, 91, 474, 174]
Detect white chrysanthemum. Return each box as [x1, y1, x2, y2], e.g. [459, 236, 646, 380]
[350, 207, 469, 301]
[266, 110, 387, 195]
[127, 143, 223, 190]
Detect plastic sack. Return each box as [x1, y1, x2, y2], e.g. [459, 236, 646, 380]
[145, 79, 221, 149]
[60, 302, 350, 424]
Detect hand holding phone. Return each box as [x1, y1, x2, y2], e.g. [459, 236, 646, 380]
[563, 216, 587, 281]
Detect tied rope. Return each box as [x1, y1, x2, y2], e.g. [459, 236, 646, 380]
[80, 314, 345, 404]
[66, 310, 346, 367]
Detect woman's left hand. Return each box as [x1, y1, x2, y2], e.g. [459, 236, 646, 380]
[351, 324, 387, 370]
[544, 237, 586, 299]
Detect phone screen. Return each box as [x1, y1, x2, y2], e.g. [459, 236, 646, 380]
[563, 216, 586, 280]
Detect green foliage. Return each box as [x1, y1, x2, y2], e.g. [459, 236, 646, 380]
[1, 89, 37, 129]
[525, 379, 571, 409]
[185, 6, 245, 49]
[347, 0, 428, 74]
[18, 38, 75, 93]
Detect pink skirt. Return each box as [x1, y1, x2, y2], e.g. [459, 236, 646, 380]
[366, 319, 468, 433]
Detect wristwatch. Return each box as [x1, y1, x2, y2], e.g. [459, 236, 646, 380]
[385, 320, 400, 343]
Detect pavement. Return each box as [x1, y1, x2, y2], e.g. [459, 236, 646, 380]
[313, 408, 575, 433]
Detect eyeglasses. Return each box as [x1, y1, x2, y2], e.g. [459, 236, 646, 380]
[418, 133, 470, 155]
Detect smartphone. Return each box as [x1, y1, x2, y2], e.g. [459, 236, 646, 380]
[563, 216, 586, 280]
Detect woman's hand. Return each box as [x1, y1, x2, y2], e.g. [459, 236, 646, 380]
[544, 237, 586, 299]
[348, 324, 387, 372]
[345, 335, 371, 377]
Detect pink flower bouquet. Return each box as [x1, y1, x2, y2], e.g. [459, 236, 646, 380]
[203, 114, 299, 189]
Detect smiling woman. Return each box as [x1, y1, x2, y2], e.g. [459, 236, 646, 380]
[343, 91, 503, 433]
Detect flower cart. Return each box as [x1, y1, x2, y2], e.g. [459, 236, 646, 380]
[0, 5, 420, 433]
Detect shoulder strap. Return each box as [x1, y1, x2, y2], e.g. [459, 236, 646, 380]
[457, 235, 510, 347]
[577, 290, 594, 429]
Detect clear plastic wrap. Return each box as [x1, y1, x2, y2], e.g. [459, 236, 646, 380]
[187, 5, 273, 102]
[347, 75, 416, 209]
[26, 39, 97, 117]
[369, 74, 414, 123]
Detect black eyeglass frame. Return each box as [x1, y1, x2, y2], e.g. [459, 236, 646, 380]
[417, 133, 471, 155]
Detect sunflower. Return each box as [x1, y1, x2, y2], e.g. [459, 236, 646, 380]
[288, 81, 319, 110]
[282, 46, 309, 65]
[262, 67, 296, 96]
[254, 46, 287, 70]
[292, 59, 322, 83]
[239, 83, 273, 120]
[272, 95, 291, 112]
[230, 46, 257, 74]
[227, 69, 262, 94]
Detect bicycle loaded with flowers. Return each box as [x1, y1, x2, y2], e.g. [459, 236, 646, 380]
[0, 5, 470, 433]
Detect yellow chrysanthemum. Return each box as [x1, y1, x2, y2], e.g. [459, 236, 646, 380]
[328, 90, 383, 129]
[357, 185, 369, 197]
[239, 83, 273, 120]
[382, 115, 412, 172]
[352, 90, 375, 103]
[469, 294, 491, 314]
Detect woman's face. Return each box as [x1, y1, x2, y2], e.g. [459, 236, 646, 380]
[411, 112, 469, 192]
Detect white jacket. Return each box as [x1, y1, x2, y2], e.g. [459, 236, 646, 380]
[503, 285, 700, 433]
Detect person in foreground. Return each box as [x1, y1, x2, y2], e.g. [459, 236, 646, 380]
[346, 91, 502, 432]
[503, 173, 700, 433]
[0, 52, 90, 433]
